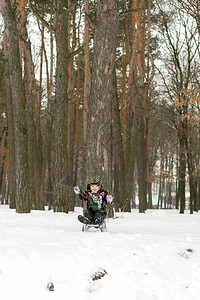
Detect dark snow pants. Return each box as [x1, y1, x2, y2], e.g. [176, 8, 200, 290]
[84, 210, 106, 224]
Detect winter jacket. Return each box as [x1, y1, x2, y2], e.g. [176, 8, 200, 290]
[78, 189, 109, 212]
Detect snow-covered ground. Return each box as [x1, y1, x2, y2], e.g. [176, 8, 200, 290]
[0, 205, 199, 300]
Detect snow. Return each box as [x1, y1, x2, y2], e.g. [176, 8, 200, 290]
[0, 206, 200, 300]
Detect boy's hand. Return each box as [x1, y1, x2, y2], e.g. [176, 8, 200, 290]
[74, 186, 81, 195]
[107, 194, 114, 204]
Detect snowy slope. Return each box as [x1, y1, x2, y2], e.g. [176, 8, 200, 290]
[0, 206, 199, 300]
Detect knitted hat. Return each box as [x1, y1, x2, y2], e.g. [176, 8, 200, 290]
[89, 177, 101, 186]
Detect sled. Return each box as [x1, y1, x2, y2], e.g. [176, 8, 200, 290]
[82, 220, 107, 232]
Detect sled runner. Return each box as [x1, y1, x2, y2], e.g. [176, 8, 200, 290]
[82, 220, 107, 232]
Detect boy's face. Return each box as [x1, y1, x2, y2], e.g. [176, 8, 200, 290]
[91, 185, 100, 193]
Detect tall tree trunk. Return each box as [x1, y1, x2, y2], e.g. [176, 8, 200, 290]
[176, 179, 180, 210]
[1, 0, 30, 213]
[83, 0, 90, 145]
[131, 0, 147, 213]
[43, 3, 55, 209]
[67, 1, 76, 211]
[178, 114, 187, 214]
[52, 0, 69, 212]
[3, 34, 16, 209]
[74, 17, 81, 188]
[80, 0, 91, 185]
[113, 69, 126, 211]
[17, 0, 44, 210]
[87, 0, 119, 186]
[198, 180, 200, 211]
[0, 127, 8, 204]
[147, 181, 153, 209]
[179, 137, 186, 214]
[186, 137, 195, 214]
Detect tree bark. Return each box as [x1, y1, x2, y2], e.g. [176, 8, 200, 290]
[131, 0, 148, 213]
[52, 0, 69, 212]
[178, 110, 187, 214]
[113, 70, 126, 211]
[83, 0, 91, 146]
[87, 0, 119, 186]
[3, 33, 16, 209]
[67, 1, 76, 211]
[1, 0, 30, 213]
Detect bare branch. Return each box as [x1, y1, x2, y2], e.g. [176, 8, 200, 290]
[119, 7, 146, 20]
[28, 0, 55, 33]
[85, 12, 95, 30]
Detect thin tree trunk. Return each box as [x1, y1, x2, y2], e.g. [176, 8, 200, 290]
[198, 180, 200, 211]
[83, 0, 90, 143]
[186, 139, 194, 213]
[74, 16, 81, 187]
[67, 1, 76, 211]
[147, 181, 153, 209]
[0, 126, 8, 204]
[113, 69, 126, 211]
[178, 117, 187, 214]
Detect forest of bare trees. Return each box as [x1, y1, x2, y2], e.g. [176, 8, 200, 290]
[0, 0, 199, 214]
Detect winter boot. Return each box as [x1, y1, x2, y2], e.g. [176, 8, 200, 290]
[78, 215, 91, 224]
[94, 217, 104, 225]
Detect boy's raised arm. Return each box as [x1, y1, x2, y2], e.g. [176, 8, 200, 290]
[74, 186, 81, 194]
[73, 186, 88, 201]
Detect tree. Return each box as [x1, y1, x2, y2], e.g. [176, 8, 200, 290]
[17, 0, 44, 210]
[130, 0, 154, 212]
[2, 34, 16, 208]
[87, 0, 119, 189]
[155, 2, 200, 213]
[1, 0, 30, 213]
[51, 0, 69, 212]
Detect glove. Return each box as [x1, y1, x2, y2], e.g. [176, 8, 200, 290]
[74, 186, 81, 195]
[107, 194, 114, 204]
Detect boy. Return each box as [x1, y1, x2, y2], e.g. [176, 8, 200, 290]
[74, 178, 114, 225]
